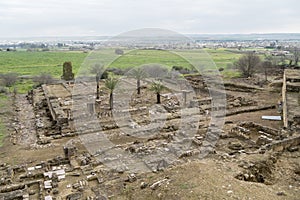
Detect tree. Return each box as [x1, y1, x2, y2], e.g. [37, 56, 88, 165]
[33, 73, 54, 86]
[91, 64, 102, 100]
[279, 55, 287, 66]
[90, 64, 109, 79]
[0, 73, 18, 87]
[149, 81, 166, 104]
[90, 64, 108, 99]
[142, 64, 168, 79]
[260, 55, 276, 81]
[260, 60, 273, 81]
[104, 77, 118, 110]
[235, 52, 261, 77]
[129, 67, 148, 95]
[289, 47, 300, 67]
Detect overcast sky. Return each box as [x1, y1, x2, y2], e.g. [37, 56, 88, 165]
[1, 0, 300, 38]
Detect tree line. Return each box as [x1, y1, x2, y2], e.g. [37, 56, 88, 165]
[234, 47, 299, 80]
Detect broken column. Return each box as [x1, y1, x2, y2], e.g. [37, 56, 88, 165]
[63, 145, 77, 159]
[61, 62, 74, 81]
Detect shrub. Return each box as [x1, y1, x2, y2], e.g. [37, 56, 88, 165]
[0, 73, 18, 87]
[106, 68, 125, 76]
[0, 86, 8, 94]
[33, 73, 54, 86]
[142, 64, 168, 79]
[115, 49, 124, 55]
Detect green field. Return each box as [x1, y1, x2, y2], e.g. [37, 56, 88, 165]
[0, 48, 242, 75]
[112, 49, 192, 68]
[0, 51, 87, 77]
[205, 48, 243, 68]
[0, 48, 243, 93]
[112, 48, 242, 69]
[79, 49, 209, 75]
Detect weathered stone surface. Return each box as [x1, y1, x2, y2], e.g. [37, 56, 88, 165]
[61, 62, 74, 81]
[66, 192, 82, 200]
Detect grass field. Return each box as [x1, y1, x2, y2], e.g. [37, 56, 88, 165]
[0, 48, 242, 75]
[0, 51, 87, 77]
[205, 48, 243, 68]
[64, 48, 243, 77]
[111, 49, 193, 69]
[112, 48, 242, 69]
[0, 48, 243, 93]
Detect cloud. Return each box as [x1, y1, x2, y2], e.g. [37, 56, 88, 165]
[0, 0, 299, 37]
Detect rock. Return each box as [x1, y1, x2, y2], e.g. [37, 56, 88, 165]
[28, 190, 36, 195]
[69, 172, 81, 177]
[244, 173, 249, 180]
[53, 188, 59, 195]
[140, 182, 148, 189]
[287, 146, 298, 152]
[150, 178, 168, 190]
[72, 183, 80, 189]
[228, 142, 244, 151]
[192, 138, 202, 146]
[66, 192, 82, 200]
[126, 173, 137, 183]
[36, 119, 44, 128]
[179, 151, 194, 158]
[157, 193, 163, 199]
[256, 135, 273, 146]
[276, 191, 286, 196]
[37, 137, 51, 145]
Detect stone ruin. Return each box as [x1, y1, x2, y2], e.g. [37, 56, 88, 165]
[2, 71, 300, 199]
[61, 62, 74, 81]
[282, 69, 300, 129]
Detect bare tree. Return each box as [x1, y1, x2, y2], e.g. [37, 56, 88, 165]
[289, 47, 300, 66]
[261, 55, 276, 81]
[235, 52, 261, 77]
[0, 73, 18, 87]
[142, 64, 168, 79]
[279, 55, 287, 66]
[260, 60, 273, 81]
[33, 73, 54, 86]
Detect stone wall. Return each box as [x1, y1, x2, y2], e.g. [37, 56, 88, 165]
[282, 69, 300, 129]
[282, 70, 288, 128]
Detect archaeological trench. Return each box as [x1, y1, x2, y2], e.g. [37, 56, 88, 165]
[0, 68, 299, 200]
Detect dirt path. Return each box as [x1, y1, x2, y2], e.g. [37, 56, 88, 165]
[15, 94, 37, 145]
